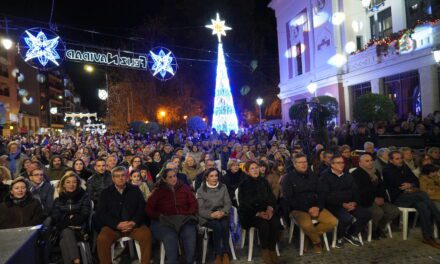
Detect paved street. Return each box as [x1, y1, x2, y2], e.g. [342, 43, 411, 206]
[116, 227, 440, 264]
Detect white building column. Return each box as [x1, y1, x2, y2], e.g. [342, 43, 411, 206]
[370, 78, 383, 94]
[343, 84, 351, 121]
[419, 65, 439, 116]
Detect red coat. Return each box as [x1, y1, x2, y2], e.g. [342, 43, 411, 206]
[146, 181, 197, 220]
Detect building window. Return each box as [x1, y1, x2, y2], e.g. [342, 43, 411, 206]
[296, 43, 303, 76]
[0, 83, 9, 97]
[350, 82, 372, 107]
[0, 64, 8, 78]
[405, 0, 436, 28]
[370, 7, 392, 39]
[384, 70, 421, 118]
[356, 36, 364, 50]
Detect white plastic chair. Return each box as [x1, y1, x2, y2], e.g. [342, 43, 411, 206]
[366, 220, 393, 242]
[110, 236, 141, 262]
[288, 218, 334, 256]
[201, 227, 237, 264]
[235, 188, 280, 261]
[398, 207, 418, 240]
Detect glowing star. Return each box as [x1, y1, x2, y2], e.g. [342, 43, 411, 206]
[24, 30, 60, 66]
[149, 49, 175, 79]
[205, 13, 231, 43]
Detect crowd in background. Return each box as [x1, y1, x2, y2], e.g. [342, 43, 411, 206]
[0, 111, 439, 264]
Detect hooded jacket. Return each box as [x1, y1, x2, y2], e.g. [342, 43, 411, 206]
[46, 156, 68, 181]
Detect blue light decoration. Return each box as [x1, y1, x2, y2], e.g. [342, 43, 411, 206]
[18, 28, 65, 70]
[148, 47, 177, 81]
[206, 13, 239, 133]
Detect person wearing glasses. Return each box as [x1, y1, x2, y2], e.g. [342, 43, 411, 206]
[283, 154, 338, 253]
[318, 155, 372, 248]
[28, 168, 54, 216]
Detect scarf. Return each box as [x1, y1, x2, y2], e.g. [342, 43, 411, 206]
[8, 152, 20, 175]
[206, 181, 219, 189]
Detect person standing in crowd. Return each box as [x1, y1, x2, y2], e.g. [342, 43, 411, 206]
[419, 164, 440, 210]
[0, 177, 44, 229]
[51, 172, 91, 264]
[72, 158, 93, 181]
[238, 161, 280, 264]
[5, 141, 27, 179]
[383, 151, 440, 248]
[28, 168, 54, 217]
[197, 168, 232, 264]
[318, 155, 372, 248]
[146, 168, 198, 264]
[283, 154, 338, 253]
[86, 158, 112, 206]
[97, 166, 152, 264]
[351, 153, 399, 239]
[222, 159, 245, 207]
[46, 155, 68, 181]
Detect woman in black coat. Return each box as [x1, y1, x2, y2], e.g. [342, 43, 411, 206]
[51, 171, 91, 264]
[0, 177, 44, 229]
[238, 161, 280, 264]
[221, 159, 245, 207]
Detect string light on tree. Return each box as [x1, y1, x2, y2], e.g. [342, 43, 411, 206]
[207, 13, 239, 133]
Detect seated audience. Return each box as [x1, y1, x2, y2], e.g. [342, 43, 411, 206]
[0, 177, 44, 229]
[28, 168, 54, 216]
[97, 166, 152, 264]
[374, 148, 390, 176]
[129, 169, 151, 201]
[46, 155, 68, 181]
[419, 164, 440, 210]
[197, 168, 232, 264]
[282, 154, 338, 253]
[318, 155, 372, 247]
[146, 168, 198, 264]
[72, 158, 93, 181]
[222, 159, 245, 207]
[51, 172, 91, 264]
[383, 151, 440, 248]
[238, 161, 280, 264]
[351, 153, 399, 239]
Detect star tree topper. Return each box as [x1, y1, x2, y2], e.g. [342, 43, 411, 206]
[205, 13, 231, 43]
[24, 30, 61, 66]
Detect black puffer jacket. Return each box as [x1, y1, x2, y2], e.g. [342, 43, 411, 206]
[51, 188, 91, 231]
[0, 192, 44, 229]
[86, 171, 112, 206]
[238, 175, 277, 229]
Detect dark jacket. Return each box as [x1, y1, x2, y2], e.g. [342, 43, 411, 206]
[351, 167, 387, 207]
[75, 168, 94, 181]
[318, 168, 360, 213]
[0, 182, 8, 203]
[29, 181, 54, 216]
[51, 188, 91, 231]
[316, 162, 329, 178]
[98, 183, 146, 230]
[221, 169, 245, 206]
[46, 156, 68, 181]
[282, 169, 323, 212]
[238, 175, 277, 229]
[86, 171, 112, 206]
[382, 163, 419, 203]
[146, 181, 197, 220]
[0, 192, 44, 229]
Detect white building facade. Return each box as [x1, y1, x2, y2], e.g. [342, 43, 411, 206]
[269, 0, 440, 123]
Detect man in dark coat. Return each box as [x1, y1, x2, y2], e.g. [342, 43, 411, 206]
[96, 166, 152, 264]
[383, 151, 440, 248]
[351, 153, 399, 239]
[318, 155, 372, 248]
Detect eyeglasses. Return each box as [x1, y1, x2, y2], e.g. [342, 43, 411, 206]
[332, 161, 345, 165]
[32, 173, 44, 176]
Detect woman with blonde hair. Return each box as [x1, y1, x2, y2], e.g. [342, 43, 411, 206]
[0, 165, 11, 183]
[52, 171, 91, 264]
[182, 154, 203, 182]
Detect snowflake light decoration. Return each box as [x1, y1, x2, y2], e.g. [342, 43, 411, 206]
[18, 28, 65, 70]
[148, 47, 178, 81]
[205, 13, 231, 43]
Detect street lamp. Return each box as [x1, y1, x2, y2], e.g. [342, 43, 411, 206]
[160, 111, 166, 127]
[256, 97, 263, 127]
[84, 65, 109, 117]
[1, 38, 13, 50]
[84, 64, 94, 73]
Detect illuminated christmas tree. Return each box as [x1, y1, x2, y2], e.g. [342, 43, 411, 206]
[206, 13, 239, 133]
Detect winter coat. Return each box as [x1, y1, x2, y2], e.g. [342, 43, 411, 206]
[146, 181, 197, 220]
[46, 156, 68, 181]
[282, 169, 323, 212]
[51, 188, 91, 231]
[238, 175, 277, 229]
[0, 192, 44, 229]
[383, 163, 420, 203]
[221, 169, 245, 206]
[196, 182, 231, 225]
[420, 174, 440, 201]
[98, 184, 146, 230]
[29, 181, 54, 216]
[351, 167, 387, 207]
[86, 171, 112, 206]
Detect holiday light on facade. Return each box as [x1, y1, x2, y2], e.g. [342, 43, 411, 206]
[205, 13, 232, 43]
[23, 30, 61, 66]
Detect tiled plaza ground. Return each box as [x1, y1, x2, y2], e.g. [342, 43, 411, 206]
[116, 227, 440, 264]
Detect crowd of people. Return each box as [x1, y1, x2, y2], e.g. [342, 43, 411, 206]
[0, 112, 439, 264]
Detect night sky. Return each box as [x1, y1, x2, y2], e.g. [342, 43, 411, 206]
[0, 0, 279, 118]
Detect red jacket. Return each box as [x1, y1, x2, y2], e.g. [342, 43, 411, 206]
[146, 181, 197, 220]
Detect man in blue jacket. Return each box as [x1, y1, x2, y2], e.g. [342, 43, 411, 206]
[319, 155, 372, 248]
[96, 166, 152, 264]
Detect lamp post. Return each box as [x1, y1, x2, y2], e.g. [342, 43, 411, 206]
[84, 64, 109, 116]
[160, 111, 166, 127]
[256, 97, 263, 127]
